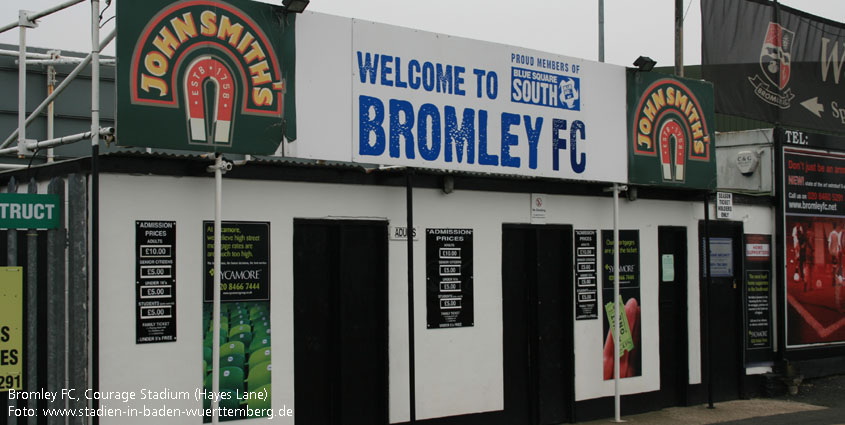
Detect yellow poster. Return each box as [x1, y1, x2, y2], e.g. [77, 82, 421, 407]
[0, 267, 22, 391]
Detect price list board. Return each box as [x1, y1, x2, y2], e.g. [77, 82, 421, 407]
[135, 221, 176, 344]
[426, 229, 474, 329]
[575, 230, 598, 320]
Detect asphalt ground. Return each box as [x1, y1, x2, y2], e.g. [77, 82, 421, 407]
[575, 374, 845, 425]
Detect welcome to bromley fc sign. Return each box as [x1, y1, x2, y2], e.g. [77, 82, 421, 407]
[117, 0, 297, 154]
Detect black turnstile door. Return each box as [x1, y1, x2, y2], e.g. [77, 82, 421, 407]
[658, 226, 688, 407]
[503, 225, 574, 425]
[700, 220, 744, 402]
[293, 219, 389, 425]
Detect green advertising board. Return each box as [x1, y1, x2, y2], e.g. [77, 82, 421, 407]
[627, 72, 716, 190]
[0, 194, 60, 229]
[116, 0, 297, 154]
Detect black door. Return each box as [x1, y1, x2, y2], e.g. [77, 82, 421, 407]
[293, 219, 389, 425]
[699, 220, 744, 402]
[502, 225, 574, 425]
[658, 226, 688, 407]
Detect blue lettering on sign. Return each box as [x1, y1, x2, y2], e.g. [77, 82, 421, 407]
[511, 67, 580, 111]
[356, 51, 467, 97]
[358, 95, 587, 174]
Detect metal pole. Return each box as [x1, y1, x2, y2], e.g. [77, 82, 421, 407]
[598, 0, 605, 63]
[0, 0, 86, 35]
[46, 177, 65, 425]
[21, 58, 116, 66]
[91, 0, 100, 154]
[0, 49, 53, 59]
[406, 170, 416, 424]
[212, 154, 223, 423]
[613, 183, 621, 422]
[47, 57, 56, 161]
[1, 29, 115, 150]
[704, 194, 714, 409]
[7, 177, 17, 425]
[675, 0, 684, 76]
[90, 2, 103, 421]
[18, 18, 27, 157]
[0, 128, 114, 156]
[26, 180, 38, 421]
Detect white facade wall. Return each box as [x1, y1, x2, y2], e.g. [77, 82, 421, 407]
[97, 171, 773, 424]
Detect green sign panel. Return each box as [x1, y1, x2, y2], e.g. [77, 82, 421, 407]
[0, 267, 23, 392]
[0, 194, 60, 229]
[116, 0, 297, 154]
[627, 72, 716, 190]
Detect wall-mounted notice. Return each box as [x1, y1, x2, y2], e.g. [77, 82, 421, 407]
[136, 221, 176, 344]
[426, 229, 474, 328]
[575, 230, 598, 320]
[530, 194, 547, 224]
[744, 234, 772, 359]
[708, 237, 734, 277]
[717, 192, 733, 219]
[203, 221, 270, 302]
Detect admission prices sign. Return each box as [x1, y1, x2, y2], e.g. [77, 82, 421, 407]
[117, 0, 297, 154]
[352, 20, 627, 181]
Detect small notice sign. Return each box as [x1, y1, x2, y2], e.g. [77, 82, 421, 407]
[530, 194, 547, 224]
[717, 192, 733, 219]
[575, 230, 598, 320]
[135, 221, 176, 344]
[426, 229, 474, 329]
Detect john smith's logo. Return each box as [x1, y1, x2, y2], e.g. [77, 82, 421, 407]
[748, 22, 795, 109]
[130, 0, 285, 147]
[633, 79, 710, 183]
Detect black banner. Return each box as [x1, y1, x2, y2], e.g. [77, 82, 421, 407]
[575, 230, 599, 320]
[426, 229, 474, 329]
[702, 0, 845, 135]
[136, 220, 176, 344]
[203, 221, 270, 302]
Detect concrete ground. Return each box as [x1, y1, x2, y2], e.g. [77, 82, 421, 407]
[575, 374, 845, 425]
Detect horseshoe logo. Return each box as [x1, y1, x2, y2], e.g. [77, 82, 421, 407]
[659, 118, 686, 182]
[184, 56, 236, 147]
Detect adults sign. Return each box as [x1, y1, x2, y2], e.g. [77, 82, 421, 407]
[0, 194, 59, 229]
[347, 20, 627, 182]
[117, 0, 297, 154]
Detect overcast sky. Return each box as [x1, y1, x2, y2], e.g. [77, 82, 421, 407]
[1, 0, 843, 67]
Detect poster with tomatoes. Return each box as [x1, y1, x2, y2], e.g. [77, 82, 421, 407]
[601, 230, 641, 379]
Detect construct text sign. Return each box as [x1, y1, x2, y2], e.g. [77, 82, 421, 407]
[0, 194, 60, 229]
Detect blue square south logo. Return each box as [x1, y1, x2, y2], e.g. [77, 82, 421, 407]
[511, 67, 580, 111]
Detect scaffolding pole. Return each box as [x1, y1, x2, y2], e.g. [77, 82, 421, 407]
[0, 0, 86, 35]
[1, 29, 115, 150]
